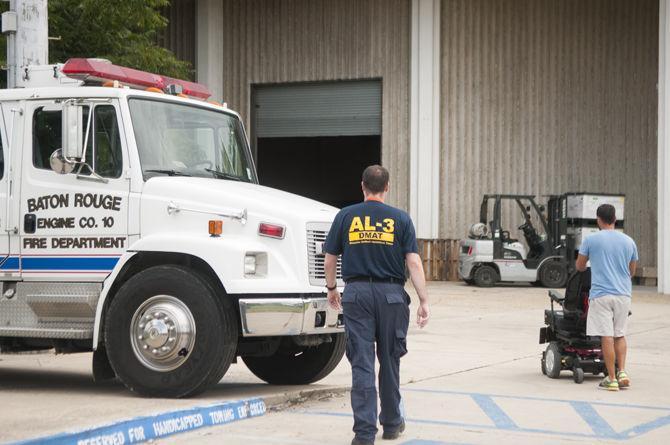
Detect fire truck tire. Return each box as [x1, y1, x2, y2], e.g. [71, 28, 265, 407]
[104, 265, 236, 398]
[242, 332, 346, 385]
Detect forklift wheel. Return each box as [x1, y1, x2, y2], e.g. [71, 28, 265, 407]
[473, 265, 499, 287]
[539, 262, 568, 288]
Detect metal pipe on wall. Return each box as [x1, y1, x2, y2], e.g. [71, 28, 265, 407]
[195, 0, 224, 102]
[3, 0, 49, 88]
[659, 0, 670, 294]
[410, 0, 441, 239]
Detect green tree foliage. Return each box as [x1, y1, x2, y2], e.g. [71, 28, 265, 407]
[0, 0, 191, 81]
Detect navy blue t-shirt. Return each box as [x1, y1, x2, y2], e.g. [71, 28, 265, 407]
[323, 200, 419, 281]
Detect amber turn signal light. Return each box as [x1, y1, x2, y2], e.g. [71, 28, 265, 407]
[209, 220, 223, 237]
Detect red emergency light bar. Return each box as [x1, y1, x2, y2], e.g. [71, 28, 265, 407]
[61, 58, 211, 100]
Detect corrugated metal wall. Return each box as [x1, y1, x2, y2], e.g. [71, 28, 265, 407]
[441, 0, 659, 267]
[162, 0, 659, 267]
[160, 0, 196, 74]
[217, 0, 412, 208]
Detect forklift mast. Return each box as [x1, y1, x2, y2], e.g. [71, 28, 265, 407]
[479, 194, 550, 236]
[547, 195, 577, 266]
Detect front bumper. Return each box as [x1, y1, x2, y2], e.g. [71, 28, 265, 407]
[238, 296, 344, 337]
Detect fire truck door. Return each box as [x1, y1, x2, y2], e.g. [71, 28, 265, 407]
[0, 105, 20, 279]
[20, 100, 130, 281]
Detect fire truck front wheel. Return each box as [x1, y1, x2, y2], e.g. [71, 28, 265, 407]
[243, 333, 346, 385]
[104, 265, 236, 398]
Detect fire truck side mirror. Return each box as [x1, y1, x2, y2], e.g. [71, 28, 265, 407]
[49, 149, 75, 175]
[61, 101, 86, 163]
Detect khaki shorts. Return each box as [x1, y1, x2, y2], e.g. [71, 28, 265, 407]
[586, 295, 631, 337]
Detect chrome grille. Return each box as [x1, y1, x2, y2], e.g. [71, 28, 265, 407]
[307, 223, 342, 286]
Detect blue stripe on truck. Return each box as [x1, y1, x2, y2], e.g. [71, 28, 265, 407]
[0, 256, 120, 271]
[22, 256, 120, 271]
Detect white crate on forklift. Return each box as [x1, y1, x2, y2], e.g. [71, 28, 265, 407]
[568, 227, 625, 249]
[566, 194, 625, 220]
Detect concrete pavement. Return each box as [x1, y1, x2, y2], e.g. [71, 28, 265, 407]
[1, 282, 668, 444]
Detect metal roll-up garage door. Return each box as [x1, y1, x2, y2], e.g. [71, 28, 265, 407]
[253, 80, 382, 138]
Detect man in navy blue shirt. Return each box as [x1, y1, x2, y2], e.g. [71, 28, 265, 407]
[324, 165, 430, 445]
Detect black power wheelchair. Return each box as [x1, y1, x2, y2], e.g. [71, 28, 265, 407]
[539, 269, 606, 383]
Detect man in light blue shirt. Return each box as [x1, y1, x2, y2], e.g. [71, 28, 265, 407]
[576, 204, 638, 391]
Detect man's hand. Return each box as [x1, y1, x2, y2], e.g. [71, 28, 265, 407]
[406, 252, 430, 328]
[417, 301, 430, 328]
[327, 288, 342, 311]
[324, 253, 341, 311]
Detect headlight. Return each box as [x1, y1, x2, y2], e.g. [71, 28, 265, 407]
[244, 253, 268, 277]
[244, 254, 257, 275]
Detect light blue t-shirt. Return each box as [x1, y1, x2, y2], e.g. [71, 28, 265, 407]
[578, 230, 638, 299]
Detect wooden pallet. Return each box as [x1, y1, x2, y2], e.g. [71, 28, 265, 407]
[417, 239, 460, 281]
[634, 266, 657, 286]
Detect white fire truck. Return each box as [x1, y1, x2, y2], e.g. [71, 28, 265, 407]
[0, 57, 345, 397]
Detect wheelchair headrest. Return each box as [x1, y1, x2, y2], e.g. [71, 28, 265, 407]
[563, 269, 591, 312]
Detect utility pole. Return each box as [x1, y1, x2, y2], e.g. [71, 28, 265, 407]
[2, 0, 49, 88]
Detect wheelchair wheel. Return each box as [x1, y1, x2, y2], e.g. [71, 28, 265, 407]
[543, 342, 562, 378]
[573, 367, 585, 384]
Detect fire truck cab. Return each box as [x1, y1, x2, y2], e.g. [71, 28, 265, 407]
[0, 59, 344, 397]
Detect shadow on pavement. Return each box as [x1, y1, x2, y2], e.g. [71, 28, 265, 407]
[0, 367, 123, 393]
[0, 365, 315, 403]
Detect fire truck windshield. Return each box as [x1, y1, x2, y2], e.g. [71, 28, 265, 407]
[128, 98, 256, 183]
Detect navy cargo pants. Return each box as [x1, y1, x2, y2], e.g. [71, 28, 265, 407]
[342, 281, 410, 442]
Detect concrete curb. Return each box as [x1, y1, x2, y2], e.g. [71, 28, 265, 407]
[264, 385, 351, 411]
[6, 385, 351, 445]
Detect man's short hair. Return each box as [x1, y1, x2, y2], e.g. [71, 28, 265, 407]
[362, 165, 389, 194]
[597, 204, 616, 225]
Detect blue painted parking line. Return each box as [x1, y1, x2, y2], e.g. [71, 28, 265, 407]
[404, 388, 670, 412]
[405, 388, 670, 440]
[302, 389, 670, 441]
[301, 411, 619, 439]
[470, 394, 518, 430]
[570, 401, 618, 438]
[303, 410, 614, 440]
[620, 414, 670, 438]
[10, 397, 266, 445]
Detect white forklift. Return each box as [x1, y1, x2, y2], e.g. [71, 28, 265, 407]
[459, 193, 625, 287]
[459, 194, 572, 288]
